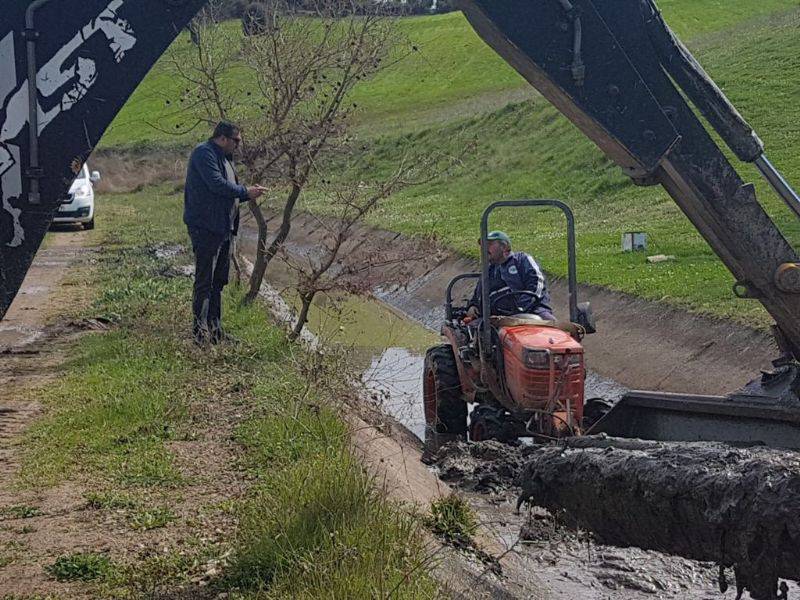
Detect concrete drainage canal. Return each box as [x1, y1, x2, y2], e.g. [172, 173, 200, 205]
[278, 288, 758, 599]
[239, 223, 794, 598]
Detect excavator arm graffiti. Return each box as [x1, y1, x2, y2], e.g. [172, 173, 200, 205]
[1, 0, 206, 318]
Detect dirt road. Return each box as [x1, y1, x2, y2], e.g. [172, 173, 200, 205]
[0, 228, 99, 597]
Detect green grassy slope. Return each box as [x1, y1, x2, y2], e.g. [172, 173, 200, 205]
[376, 11, 800, 320]
[341, 8, 800, 324]
[102, 1, 796, 148]
[101, 3, 800, 325]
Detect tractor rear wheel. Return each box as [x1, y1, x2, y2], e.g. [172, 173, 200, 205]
[422, 345, 467, 457]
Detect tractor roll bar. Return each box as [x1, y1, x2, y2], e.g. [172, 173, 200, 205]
[480, 199, 579, 354]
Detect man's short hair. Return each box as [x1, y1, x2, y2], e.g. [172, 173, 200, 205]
[213, 121, 240, 139]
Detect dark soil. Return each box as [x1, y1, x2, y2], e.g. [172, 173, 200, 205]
[518, 436, 800, 600]
[429, 440, 755, 599]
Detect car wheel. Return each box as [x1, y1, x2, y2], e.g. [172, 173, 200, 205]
[84, 217, 95, 230]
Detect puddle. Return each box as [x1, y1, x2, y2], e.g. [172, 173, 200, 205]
[296, 293, 436, 439]
[362, 346, 427, 439]
[18, 286, 49, 296]
[0, 324, 44, 349]
[149, 243, 186, 260]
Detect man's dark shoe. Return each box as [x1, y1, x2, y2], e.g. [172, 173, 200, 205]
[193, 324, 211, 347]
[209, 324, 238, 345]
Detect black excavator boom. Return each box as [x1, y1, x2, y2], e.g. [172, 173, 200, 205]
[0, 0, 206, 320]
[457, 0, 800, 449]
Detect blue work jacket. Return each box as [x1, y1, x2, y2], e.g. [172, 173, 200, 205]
[184, 140, 248, 236]
[469, 252, 554, 317]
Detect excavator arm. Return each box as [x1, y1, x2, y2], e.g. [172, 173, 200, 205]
[457, 0, 800, 360]
[0, 0, 206, 319]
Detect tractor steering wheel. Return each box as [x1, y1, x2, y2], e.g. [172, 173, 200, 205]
[489, 289, 540, 316]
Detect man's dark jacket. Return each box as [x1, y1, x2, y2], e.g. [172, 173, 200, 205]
[184, 141, 248, 236]
[469, 251, 553, 316]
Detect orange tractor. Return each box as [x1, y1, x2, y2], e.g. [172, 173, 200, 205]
[423, 200, 600, 452]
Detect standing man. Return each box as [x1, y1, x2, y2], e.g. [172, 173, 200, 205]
[184, 121, 264, 345]
[466, 230, 555, 320]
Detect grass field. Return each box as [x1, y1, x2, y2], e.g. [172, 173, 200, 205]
[100, 3, 800, 325]
[19, 189, 437, 598]
[103, 2, 797, 148]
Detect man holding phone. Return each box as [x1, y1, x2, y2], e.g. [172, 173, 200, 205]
[184, 121, 265, 345]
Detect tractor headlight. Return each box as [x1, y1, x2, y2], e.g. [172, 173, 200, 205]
[523, 349, 550, 369]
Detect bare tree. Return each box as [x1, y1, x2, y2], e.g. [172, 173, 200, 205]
[163, 0, 406, 304]
[238, 0, 403, 303]
[160, 1, 251, 134]
[280, 150, 466, 340]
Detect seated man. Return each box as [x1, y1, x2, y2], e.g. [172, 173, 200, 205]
[466, 230, 555, 321]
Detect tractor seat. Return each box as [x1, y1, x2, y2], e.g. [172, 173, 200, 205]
[490, 314, 583, 338]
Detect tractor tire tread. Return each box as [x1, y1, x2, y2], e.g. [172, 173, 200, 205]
[425, 344, 467, 435]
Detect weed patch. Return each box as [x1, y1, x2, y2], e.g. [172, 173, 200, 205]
[46, 552, 114, 582]
[128, 507, 176, 531]
[231, 449, 436, 598]
[0, 505, 42, 520]
[425, 494, 477, 543]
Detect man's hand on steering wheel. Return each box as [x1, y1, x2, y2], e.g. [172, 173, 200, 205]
[489, 289, 540, 316]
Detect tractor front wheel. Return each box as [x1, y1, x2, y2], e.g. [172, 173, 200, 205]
[469, 404, 514, 442]
[422, 345, 467, 457]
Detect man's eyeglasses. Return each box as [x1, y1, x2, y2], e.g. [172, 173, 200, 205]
[229, 136, 242, 147]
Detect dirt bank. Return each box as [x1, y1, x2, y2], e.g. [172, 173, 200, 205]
[243, 212, 777, 396]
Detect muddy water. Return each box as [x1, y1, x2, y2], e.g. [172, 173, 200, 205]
[238, 242, 438, 436]
[310, 300, 434, 440]
[363, 346, 428, 439]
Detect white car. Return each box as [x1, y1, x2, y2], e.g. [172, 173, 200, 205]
[53, 164, 101, 230]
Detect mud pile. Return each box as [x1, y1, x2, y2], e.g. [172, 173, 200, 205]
[518, 436, 800, 599]
[433, 440, 533, 492]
